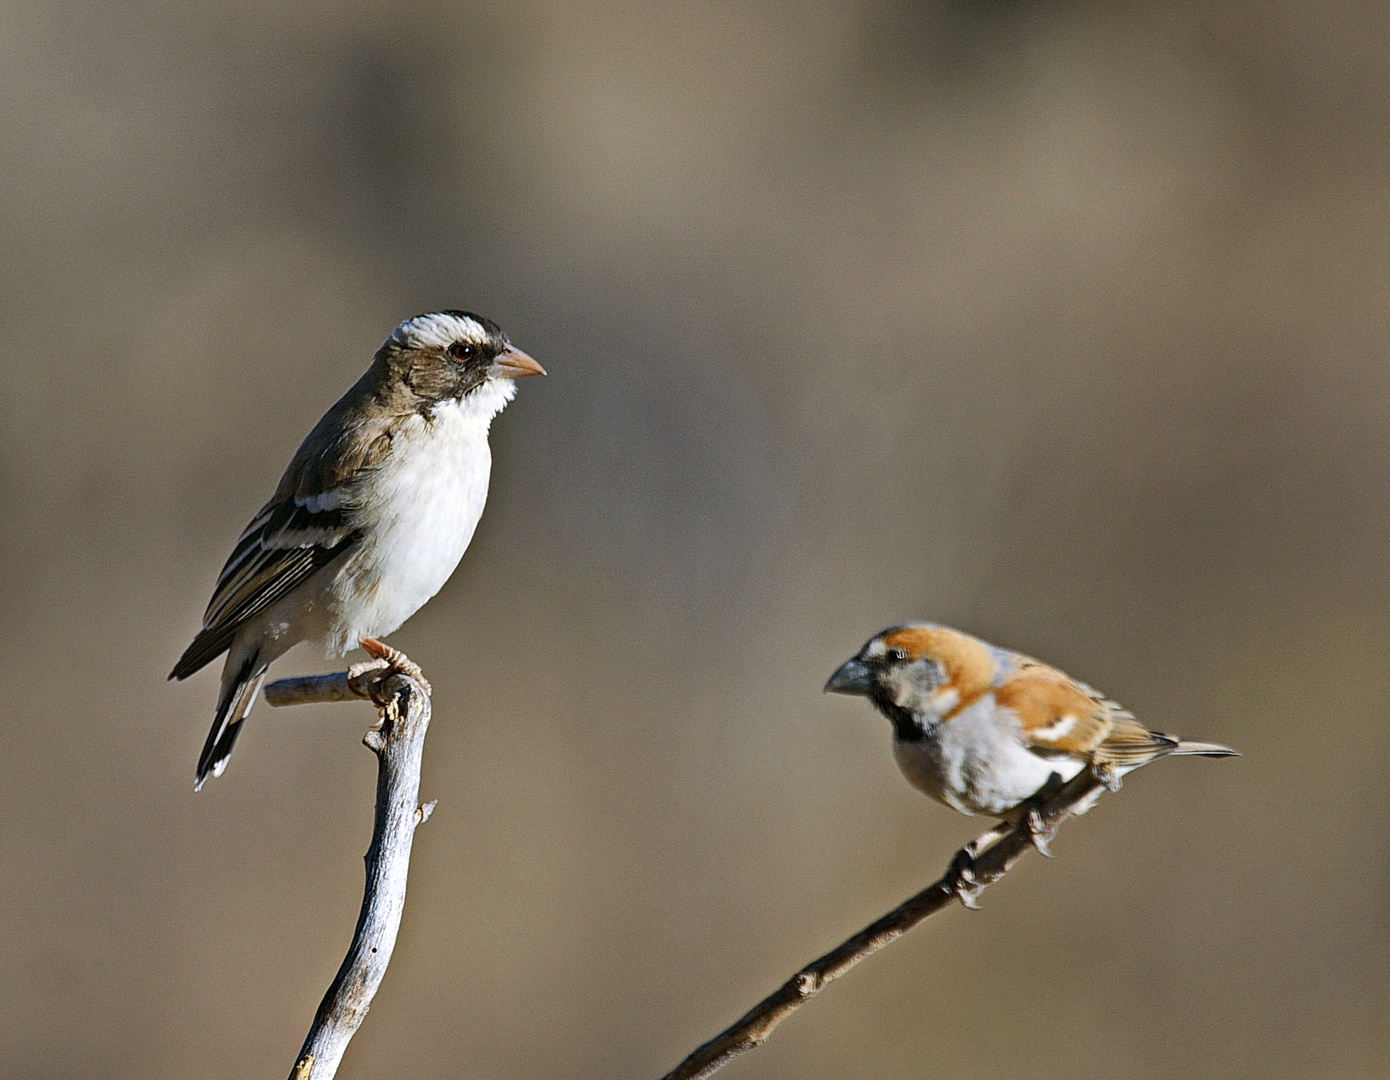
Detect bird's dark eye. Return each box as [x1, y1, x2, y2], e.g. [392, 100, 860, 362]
[885, 647, 907, 663]
[448, 342, 475, 361]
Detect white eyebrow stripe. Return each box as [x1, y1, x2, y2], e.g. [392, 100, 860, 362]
[392, 312, 487, 349]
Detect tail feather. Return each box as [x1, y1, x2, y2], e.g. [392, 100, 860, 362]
[1172, 739, 1240, 757]
[1096, 726, 1238, 779]
[195, 656, 265, 790]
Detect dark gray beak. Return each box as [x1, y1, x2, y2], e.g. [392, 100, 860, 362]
[825, 657, 875, 696]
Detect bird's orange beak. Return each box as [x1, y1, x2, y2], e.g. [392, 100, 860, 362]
[488, 346, 546, 379]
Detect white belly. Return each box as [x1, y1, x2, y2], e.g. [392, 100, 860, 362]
[892, 694, 1084, 817]
[320, 399, 495, 652]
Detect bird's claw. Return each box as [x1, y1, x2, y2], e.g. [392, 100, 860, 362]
[946, 848, 984, 910]
[358, 637, 433, 697]
[1020, 772, 1063, 857]
[1023, 805, 1056, 857]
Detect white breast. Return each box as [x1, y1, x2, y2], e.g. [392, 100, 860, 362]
[892, 694, 1084, 817]
[319, 385, 511, 653]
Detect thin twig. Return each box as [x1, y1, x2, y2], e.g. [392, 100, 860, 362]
[265, 663, 434, 1080]
[656, 769, 1109, 1080]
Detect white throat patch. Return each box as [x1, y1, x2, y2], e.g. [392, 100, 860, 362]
[456, 376, 516, 420]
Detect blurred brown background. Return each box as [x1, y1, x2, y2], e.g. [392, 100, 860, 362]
[2, 2, 1387, 1078]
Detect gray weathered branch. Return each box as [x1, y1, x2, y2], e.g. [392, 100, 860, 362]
[263, 659, 391, 708]
[266, 660, 434, 1080]
[656, 768, 1110, 1080]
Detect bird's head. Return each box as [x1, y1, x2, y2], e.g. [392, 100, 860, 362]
[825, 623, 997, 737]
[382, 310, 545, 414]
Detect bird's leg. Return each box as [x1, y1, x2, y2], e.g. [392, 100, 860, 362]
[358, 637, 433, 697]
[1018, 771, 1065, 858]
[944, 846, 984, 910]
[1022, 807, 1055, 858]
[1091, 758, 1123, 793]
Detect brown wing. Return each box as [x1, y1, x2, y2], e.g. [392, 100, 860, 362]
[995, 668, 1113, 757]
[995, 658, 1178, 769]
[169, 410, 395, 680]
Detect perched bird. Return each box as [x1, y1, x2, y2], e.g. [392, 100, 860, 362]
[171, 310, 544, 789]
[825, 623, 1236, 824]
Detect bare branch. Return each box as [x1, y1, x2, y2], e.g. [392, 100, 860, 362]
[656, 769, 1109, 1080]
[264, 664, 434, 1080]
[263, 660, 390, 708]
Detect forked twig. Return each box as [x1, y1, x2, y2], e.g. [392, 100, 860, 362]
[265, 659, 434, 1080]
[656, 768, 1109, 1080]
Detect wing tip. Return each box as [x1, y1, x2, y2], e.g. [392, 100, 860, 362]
[170, 628, 235, 682]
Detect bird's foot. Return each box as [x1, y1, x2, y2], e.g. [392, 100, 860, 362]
[1019, 771, 1065, 857]
[1022, 805, 1057, 858]
[1091, 759, 1122, 793]
[358, 637, 433, 697]
[945, 847, 984, 910]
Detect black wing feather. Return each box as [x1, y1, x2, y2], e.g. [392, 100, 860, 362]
[169, 497, 361, 680]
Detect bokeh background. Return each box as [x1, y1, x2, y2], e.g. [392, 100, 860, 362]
[2, 2, 1388, 1078]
